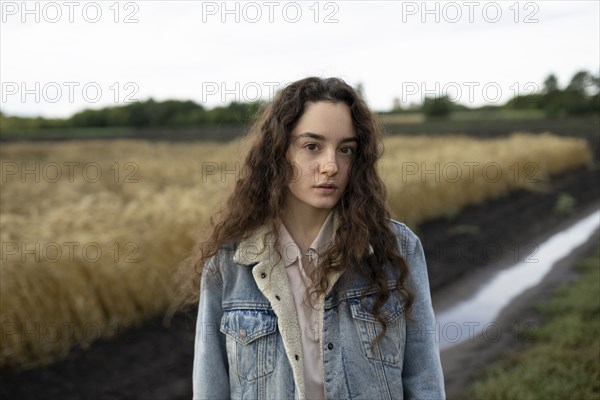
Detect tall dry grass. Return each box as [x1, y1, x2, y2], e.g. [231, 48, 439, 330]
[0, 132, 593, 370]
[381, 132, 593, 223]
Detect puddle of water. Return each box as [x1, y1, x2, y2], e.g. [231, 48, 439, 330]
[436, 208, 600, 351]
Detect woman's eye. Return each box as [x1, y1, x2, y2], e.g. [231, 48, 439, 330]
[340, 147, 355, 155]
[305, 144, 319, 151]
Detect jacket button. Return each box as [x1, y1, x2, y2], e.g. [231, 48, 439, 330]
[327, 343, 334, 350]
[260, 272, 267, 278]
[239, 329, 247, 338]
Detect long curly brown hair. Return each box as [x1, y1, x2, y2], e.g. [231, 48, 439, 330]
[174, 76, 414, 345]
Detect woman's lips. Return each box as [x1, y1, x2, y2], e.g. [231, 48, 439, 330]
[314, 184, 337, 193]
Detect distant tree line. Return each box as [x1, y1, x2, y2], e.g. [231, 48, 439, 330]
[508, 70, 599, 116]
[421, 70, 599, 118]
[1, 70, 598, 131]
[1, 99, 263, 132]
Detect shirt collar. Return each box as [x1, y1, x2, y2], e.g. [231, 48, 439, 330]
[277, 210, 335, 268]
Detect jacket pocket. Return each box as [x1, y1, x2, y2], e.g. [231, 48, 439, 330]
[349, 292, 406, 366]
[220, 309, 278, 381]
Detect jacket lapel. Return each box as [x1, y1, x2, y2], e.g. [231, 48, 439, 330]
[233, 223, 306, 399]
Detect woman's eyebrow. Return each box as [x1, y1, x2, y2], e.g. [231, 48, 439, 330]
[296, 132, 358, 143]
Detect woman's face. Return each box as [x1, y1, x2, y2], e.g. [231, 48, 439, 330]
[285, 101, 358, 217]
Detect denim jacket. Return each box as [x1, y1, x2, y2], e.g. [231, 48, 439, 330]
[192, 213, 445, 400]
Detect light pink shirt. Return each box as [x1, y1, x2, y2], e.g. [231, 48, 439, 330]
[277, 211, 334, 400]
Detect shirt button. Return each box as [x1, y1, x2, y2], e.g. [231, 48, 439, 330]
[327, 343, 334, 350]
[275, 295, 281, 301]
[294, 354, 299, 361]
[260, 272, 267, 279]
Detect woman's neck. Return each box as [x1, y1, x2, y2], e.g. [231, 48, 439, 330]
[280, 207, 332, 252]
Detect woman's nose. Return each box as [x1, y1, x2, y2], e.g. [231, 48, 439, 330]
[319, 154, 338, 176]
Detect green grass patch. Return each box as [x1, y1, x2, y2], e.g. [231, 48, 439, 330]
[466, 244, 600, 399]
[554, 192, 577, 216]
[450, 109, 546, 121]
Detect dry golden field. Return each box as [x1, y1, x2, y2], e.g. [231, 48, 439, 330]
[0, 132, 593, 370]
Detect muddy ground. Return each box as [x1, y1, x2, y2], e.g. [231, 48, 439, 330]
[1, 164, 598, 400]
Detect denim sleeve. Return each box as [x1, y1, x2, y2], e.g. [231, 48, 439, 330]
[192, 254, 230, 400]
[401, 234, 446, 400]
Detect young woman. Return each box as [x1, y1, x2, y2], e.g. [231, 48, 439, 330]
[190, 77, 445, 399]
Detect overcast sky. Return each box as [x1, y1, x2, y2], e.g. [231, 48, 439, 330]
[1, 0, 598, 117]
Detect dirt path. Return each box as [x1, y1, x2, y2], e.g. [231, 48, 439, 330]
[0, 165, 598, 400]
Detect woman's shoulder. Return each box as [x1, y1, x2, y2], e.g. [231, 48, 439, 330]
[200, 241, 239, 281]
[387, 218, 421, 259]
